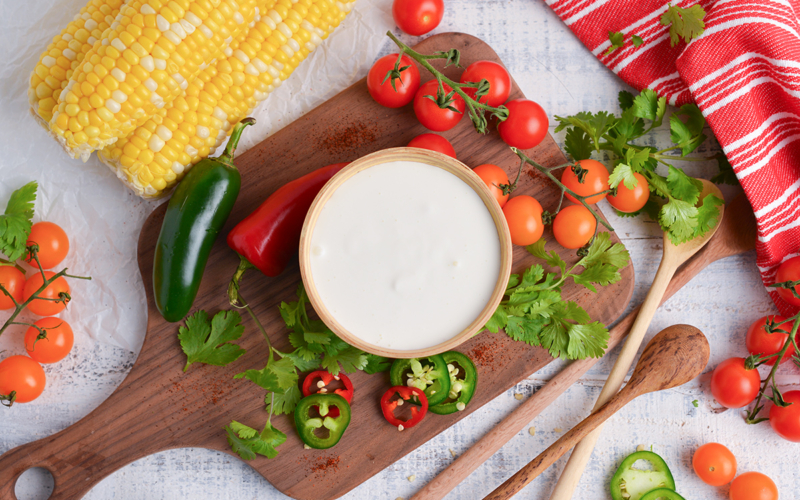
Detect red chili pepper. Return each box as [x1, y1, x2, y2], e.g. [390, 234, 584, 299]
[302, 370, 354, 402]
[381, 386, 428, 430]
[226, 163, 349, 299]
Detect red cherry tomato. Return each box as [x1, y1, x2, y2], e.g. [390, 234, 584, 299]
[25, 317, 74, 364]
[746, 315, 796, 365]
[608, 172, 649, 213]
[407, 133, 456, 158]
[23, 271, 70, 316]
[498, 99, 548, 150]
[367, 54, 420, 108]
[729, 472, 778, 500]
[459, 60, 511, 107]
[769, 389, 800, 442]
[710, 357, 761, 409]
[692, 443, 737, 486]
[414, 80, 464, 132]
[474, 164, 510, 208]
[561, 160, 610, 205]
[502, 196, 543, 246]
[775, 255, 800, 307]
[553, 205, 597, 249]
[0, 266, 25, 310]
[25, 221, 70, 270]
[0, 355, 46, 403]
[392, 0, 444, 36]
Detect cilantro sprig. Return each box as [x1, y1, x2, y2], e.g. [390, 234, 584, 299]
[605, 2, 706, 54]
[179, 310, 246, 371]
[485, 234, 630, 360]
[549, 88, 725, 245]
[0, 181, 37, 262]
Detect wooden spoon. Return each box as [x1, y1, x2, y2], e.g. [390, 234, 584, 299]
[546, 179, 724, 499]
[410, 191, 752, 500]
[483, 324, 711, 500]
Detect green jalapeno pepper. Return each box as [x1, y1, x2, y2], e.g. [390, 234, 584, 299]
[610, 451, 676, 500]
[429, 351, 477, 415]
[390, 354, 450, 407]
[294, 393, 351, 449]
[153, 117, 255, 322]
[640, 488, 685, 500]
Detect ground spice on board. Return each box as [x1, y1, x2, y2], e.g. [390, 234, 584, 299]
[468, 336, 501, 370]
[318, 121, 377, 156]
[309, 455, 341, 475]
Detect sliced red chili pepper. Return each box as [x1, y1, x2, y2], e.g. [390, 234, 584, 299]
[381, 386, 428, 430]
[302, 370, 354, 418]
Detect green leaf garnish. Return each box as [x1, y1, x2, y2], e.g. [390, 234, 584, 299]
[179, 310, 246, 372]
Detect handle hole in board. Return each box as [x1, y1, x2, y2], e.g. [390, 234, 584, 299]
[15, 467, 53, 500]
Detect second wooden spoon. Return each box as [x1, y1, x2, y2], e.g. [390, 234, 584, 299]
[483, 324, 711, 500]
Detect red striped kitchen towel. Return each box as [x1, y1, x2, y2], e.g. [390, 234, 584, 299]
[547, 0, 800, 315]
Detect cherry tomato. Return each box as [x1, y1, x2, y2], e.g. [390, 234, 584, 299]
[474, 164, 510, 208]
[769, 390, 800, 442]
[23, 271, 70, 316]
[553, 205, 597, 249]
[367, 54, 420, 108]
[498, 99, 548, 150]
[459, 60, 511, 107]
[710, 357, 761, 409]
[746, 315, 795, 365]
[561, 160, 610, 205]
[407, 133, 456, 158]
[25, 317, 74, 364]
[0, 266, 25, 310]
[729, 472, 778, 500]
[608, 172, 649, 213]
[0, 355, 46, 403]
[692, 443, 737, 486]
[775, 255, 800, 307]
[414, 80, 464, 132]
[502, 196, 543, 246]
[392, 0, 444, 36]
[25, 222, 70, 270]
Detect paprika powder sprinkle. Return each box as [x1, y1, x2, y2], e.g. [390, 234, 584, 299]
[318, 121, 377, 156]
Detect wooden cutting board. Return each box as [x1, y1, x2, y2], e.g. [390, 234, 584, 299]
[0, 33, 634, 500]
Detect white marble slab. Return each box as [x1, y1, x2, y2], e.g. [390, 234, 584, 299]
[3, 0, 799, 499]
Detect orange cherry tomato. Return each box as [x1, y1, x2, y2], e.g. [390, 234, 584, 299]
[553, 205, 597, 249]
[502, 196, 543, 246]
[0, 355, 46, 403]
[693, 443, 737, 486]
[23, 271, 70, 316]
[608, 172, 650, 213]
[561, 159, 610, 205]
[25, 317, 74, 364]
[25, 221, 69, 270]
[474, 164, 510, 208]
[729, 472, 778, 500]
[0, 266, 25, 310]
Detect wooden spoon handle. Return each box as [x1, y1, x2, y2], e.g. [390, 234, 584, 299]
[548, 257, 678, 500]
[482, 388, 636, 500]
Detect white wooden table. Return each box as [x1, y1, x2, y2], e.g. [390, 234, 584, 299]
[3, 0, 797, 499]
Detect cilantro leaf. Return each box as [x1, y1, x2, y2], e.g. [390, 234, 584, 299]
[667, 165, 702, 205]
[618, 91, 635, 111]
[631, 89, 666, 127]
[564, 128, 594, 161]
[669, 105, 706, 156]
[554, 111, 617, 150]
[609, 163, 637, 190]
[225, 420, 287, 460]
[632, 34, 644, 47]
[282, 349, 322, 372]
[661, 197, 699, 244]
[234, 356, 298, 392]
[0, 181, 37, 261]
[711, 153, 738, 185]
[364, 354, 392, 374]
[693, 194, 724, 238]
[322, 346, 368, 375]
[265, 385, 302, 415]
[661, 4, 706, 47]
[567, 321, 609, 359]
[179, 310, 246, 372]
[605, 31, 625, 55]
[571, 232, 630, 292]
[612, 109, 645, 142]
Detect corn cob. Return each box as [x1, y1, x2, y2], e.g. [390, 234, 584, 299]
[50, 0, 260, 161]
[99, 0, 354, 198]
[29, 0, 127, 126]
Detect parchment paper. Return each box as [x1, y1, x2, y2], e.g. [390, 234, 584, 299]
[0, 0, 392, 353]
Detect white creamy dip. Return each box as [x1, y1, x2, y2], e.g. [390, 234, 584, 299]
[308, 160, 501, 351]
